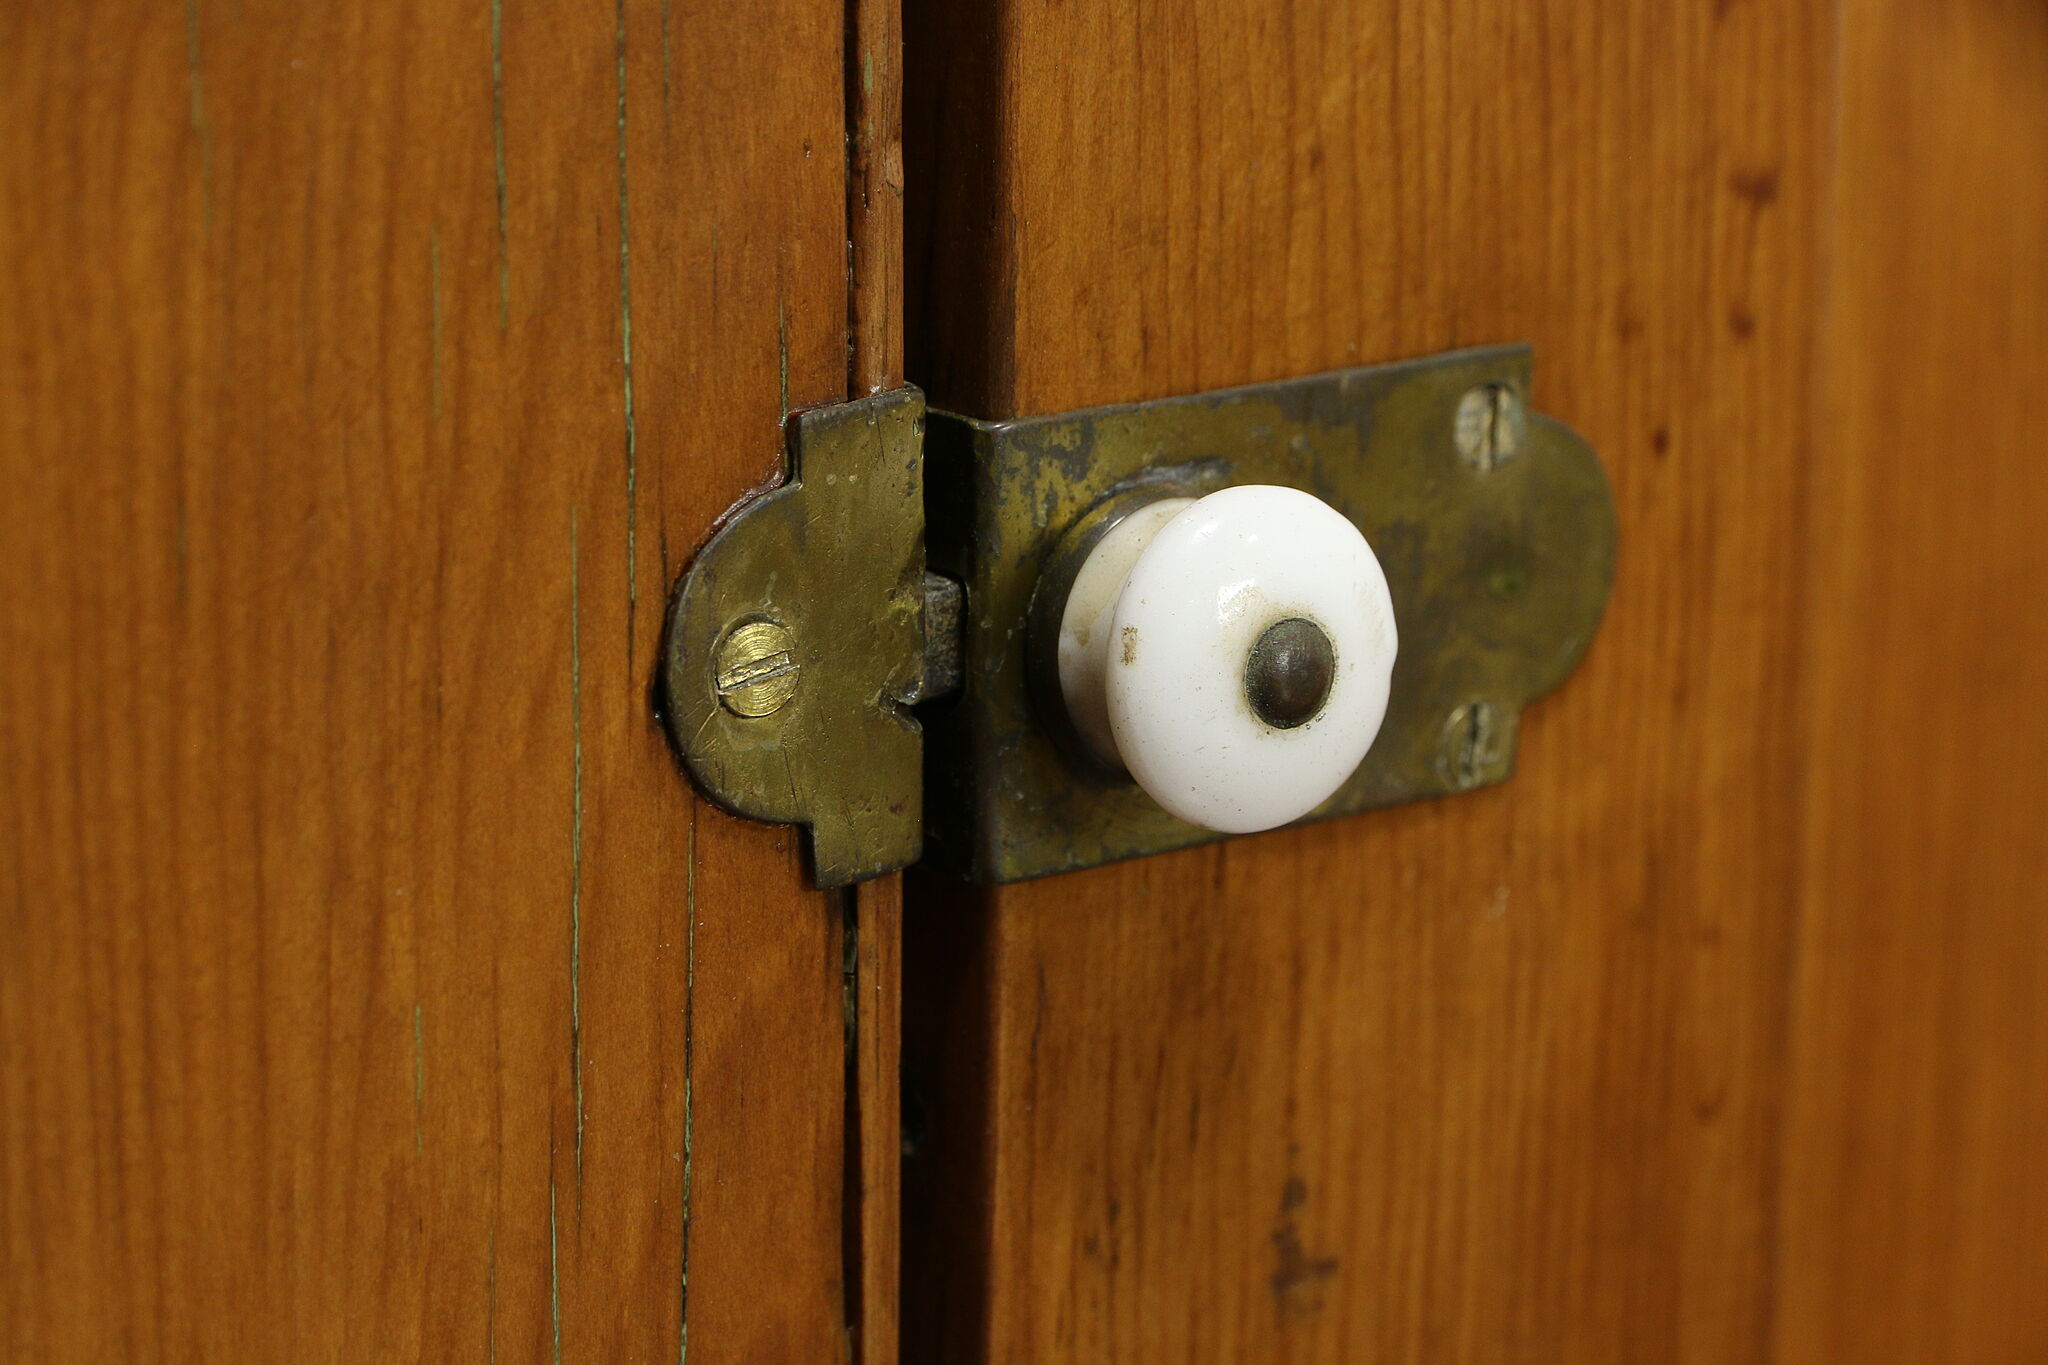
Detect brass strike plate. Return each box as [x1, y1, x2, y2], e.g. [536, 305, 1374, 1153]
[919, 344, 1616, 884]
[661, 388, 928, 887]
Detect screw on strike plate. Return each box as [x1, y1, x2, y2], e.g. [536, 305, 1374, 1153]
[1454, 383, 1525, 472]
[1438, 700, 1507, 790]
[714, 618, 800, 717]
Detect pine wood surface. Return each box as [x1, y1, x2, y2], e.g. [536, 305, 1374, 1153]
[0, 1, 890, 1359]
[1777, 1, 2048, 1358]
[902, 1, 2048, 1361]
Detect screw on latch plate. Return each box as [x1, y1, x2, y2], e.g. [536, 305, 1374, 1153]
[1454, 382, 1526, 471]
[1438, 700, 1512, 791]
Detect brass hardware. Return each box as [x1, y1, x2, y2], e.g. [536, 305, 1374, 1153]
[920, 344, 1615, 883]
[714, 620, 801, 717]
[918, 570, 965, 703]
[660, 387, 933, 887]
[661, 346, 1615, 888]
[1438, 699, 1510, 792]
[1453, 381, 1526, 472]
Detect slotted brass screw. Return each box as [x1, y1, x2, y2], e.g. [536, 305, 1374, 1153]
[1439, 700, 1506, 790]
[1454, 383, 1525, 471]
[714, 619, 800, 717]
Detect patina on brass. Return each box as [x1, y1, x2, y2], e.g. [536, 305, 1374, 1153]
[921, 344, 1617, 884]
[661, 387, 929, 887]
[662, 349, 1614, 888]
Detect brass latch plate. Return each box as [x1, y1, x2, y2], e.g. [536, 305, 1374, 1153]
[661, 347, 1616, 888]
[919, 344, 1616, 883]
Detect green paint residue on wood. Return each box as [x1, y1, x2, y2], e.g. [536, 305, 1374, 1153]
[659, 0, 674, 127]
[174, 505, 189, 607]
[412, 1002, 425, 1153]
[183, 0, 215, 233]
[549, 1174, 564, 1365]
[569, 509, 585, 1182]
[615, 0, 640, 665]
[678, 809, 697, 1364]
[429, 228, 444, 421]
[491, 0, 511, 331]
[486, 1228, 498, 1363]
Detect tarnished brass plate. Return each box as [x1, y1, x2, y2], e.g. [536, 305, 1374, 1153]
[920, 345, 1616, 884]
[661, 388, 928, 887]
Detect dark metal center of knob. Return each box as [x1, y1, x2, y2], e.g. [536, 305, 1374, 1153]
[1244, 616, 1337, 730]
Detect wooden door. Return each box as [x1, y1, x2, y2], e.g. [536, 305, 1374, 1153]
[0, 2, 900, 1360]
[900, 1, 2048, 1363]
[7, 1, 2046, 1362]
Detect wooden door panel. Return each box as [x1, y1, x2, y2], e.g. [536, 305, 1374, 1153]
[902, 1, 2048, 1362]
[6, 0, 2042, 1360]
[1779, 1, 2048, 1357]
[0, 1, 895, 1360]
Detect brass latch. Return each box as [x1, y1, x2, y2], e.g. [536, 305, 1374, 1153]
[661, 345, 1616, 887]
[660, 390, 939, 886]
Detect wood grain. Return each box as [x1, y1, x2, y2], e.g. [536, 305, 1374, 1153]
[850, 0, 906, 401]
[852, 877, 905, 1365]
[1778, 1, 2048, 1358]
[847, 3, 906, 1359]
[900, 0, 2042, 1360]
[0, 1, 873, 1359]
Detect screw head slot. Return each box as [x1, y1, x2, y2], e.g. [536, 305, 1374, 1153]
[714, 619, 800, 717]
[1454, 383, 1526, 471]
[1438, 700, 1507, 790]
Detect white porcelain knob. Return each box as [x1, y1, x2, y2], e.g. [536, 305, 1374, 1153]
[1054, 484, 1398, 833]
